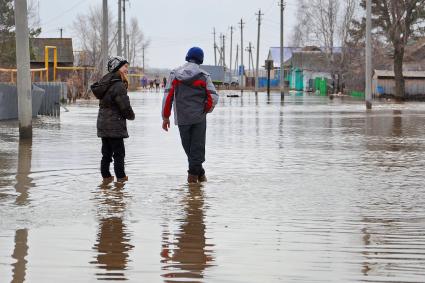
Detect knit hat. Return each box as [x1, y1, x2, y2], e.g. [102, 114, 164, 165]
[185, 47, 204, 65]
[107, 56, 129, 73]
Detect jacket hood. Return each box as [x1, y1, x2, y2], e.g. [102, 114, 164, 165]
[174, 62, 206, 83]
[91, 72, 122, 99]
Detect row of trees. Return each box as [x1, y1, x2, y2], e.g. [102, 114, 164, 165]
[291, 0, 425, 98]
[72, 4, 149, 69]
[0, 0, 41, 67]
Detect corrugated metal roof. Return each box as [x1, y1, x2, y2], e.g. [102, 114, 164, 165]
[374, 70, 425, 78]
[30, 38, 74, 63]
[268, 47, 303, 68]
[201, 65, 225, 82]
[291, 51, 332, 71]
[268, 47, 342, 68]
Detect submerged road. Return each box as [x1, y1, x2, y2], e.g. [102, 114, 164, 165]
[1, 91, 425, 282]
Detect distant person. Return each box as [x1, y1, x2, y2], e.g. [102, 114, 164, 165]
[155, 77, 160, 91]
[91, 56, 135, 184]
[141, 76, 148, 89]
[161, 47, 219, 184]
[66, 77, 75, 104]
[163, 76, 167, 88]
[149, 80, 154, 90]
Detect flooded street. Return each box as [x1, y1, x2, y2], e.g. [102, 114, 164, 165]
[1, 91, 425, 282]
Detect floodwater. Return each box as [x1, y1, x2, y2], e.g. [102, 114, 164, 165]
[1, 91, 425, 283]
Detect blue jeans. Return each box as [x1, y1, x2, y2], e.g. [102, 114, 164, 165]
[178, 119, 206, 176]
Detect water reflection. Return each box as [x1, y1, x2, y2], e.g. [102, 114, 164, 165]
[360, 215, 425, 280]
[9, 139, 32, 283]
[11, 229, 28, 283]
[364, 110, 403, 139]
[392, 110, 402, 138]
[161, 185, 214, 282]
[14, 139, 33, 206]
[90, 184, 133, 281]
[2, 93, 425, 282]
[361, 227, 373, 277]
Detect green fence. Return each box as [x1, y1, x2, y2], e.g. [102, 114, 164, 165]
[350, 91, 365, 98]
[295, 69, 303, 91]
[314, 78, 327, 96]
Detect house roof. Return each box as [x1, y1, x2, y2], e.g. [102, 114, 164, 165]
[268, 46, 343, 69]
[290, 51, 342, 72]
[268, 47, 302, 68]
[30, 38, 74, 63]
[374, 69, 425, 78]
[200, 65, 225, 82]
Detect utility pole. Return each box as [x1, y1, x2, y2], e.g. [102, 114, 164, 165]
[117, 0, 122, 56]
[14, 0, 32, 138]
[123, 0, 127, 59]
[127, 34, 130, 64]
[59, 27, 63, 38]
[213, 28, 217, 66]
[217, 33, 222, 66]
[239, 18, 245, 88]
[246, 42, 253, 75]
[250, 45, 255, 73]
[279, 0, 286, 97]
[255, 9, 263, 93]
[365, 0, 372, 110]
[142, 45, 145, 71]
[234, 43, 239, 76]
[222, 34, 226, 69]
[102, 0, 108, 74]
[229, 26, 233, 83]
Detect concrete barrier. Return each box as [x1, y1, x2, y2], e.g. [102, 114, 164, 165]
[0, 84, 45, 121]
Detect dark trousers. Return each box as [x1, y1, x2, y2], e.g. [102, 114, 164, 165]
[178, 120, 207, 176]
[101, 138, 126, 179]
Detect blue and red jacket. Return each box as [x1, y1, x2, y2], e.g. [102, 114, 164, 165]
[162, 62, 219, 126]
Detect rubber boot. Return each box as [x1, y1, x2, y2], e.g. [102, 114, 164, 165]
[102, 176, 114, 184]
[187, 174, 198, 184]
[198, 174, 207, 183]
[116, 176, 128, 183]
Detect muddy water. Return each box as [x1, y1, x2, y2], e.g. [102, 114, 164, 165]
[1, 91, 425, 283]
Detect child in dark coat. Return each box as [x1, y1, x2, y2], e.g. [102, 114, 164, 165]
[91, 56, 135, 184]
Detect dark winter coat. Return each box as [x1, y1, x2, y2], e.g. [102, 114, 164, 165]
[91, 72, 135, 138]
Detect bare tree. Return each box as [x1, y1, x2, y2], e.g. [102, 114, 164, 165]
[339, 0, 357, 48]
[290, 0, 312, 46]
[338, 0, 358, 85]
[309, 0, 340, 54]
[292, 0, 358, 50]
[128, 17, 149, 67]
[72, 4, 116, 69]
[28, 0, 41, 31]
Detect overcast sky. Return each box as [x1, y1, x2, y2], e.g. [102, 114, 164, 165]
[37, 0, 299, 69]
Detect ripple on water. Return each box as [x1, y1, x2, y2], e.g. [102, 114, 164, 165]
[1, 92, 425, 282]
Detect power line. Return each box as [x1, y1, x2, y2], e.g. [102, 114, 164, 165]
[42, 0, 86, 26]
